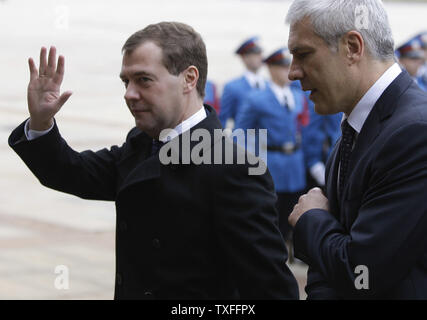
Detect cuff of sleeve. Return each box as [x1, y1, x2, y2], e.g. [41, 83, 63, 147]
[9, 118, 60, 150]
[292, 209, 317, 264]
[293, 208, 343, 265]
[25, 119, 54, 141]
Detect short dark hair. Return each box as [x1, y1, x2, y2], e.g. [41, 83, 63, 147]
[122, 21, 208, 99]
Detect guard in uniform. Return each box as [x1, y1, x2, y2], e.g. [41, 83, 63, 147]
[235, 48, 308, 241]
[414, 32, 427, 91]
[396, 37, 426, 91]
[220, 37, 266, 130]
[204, 80, 221, 114]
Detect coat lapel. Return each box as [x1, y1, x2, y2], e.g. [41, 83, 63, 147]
[117, 131, 160, 195]
[241, 76, 253, 91]
[325, 141, 340, 219]
[327, 71, 414, 220]
[340, 71, 414, 204]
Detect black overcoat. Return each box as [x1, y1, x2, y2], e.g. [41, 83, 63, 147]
[9, 105, 299, 299]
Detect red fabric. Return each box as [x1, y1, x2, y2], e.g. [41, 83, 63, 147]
[297, 96, 310, 128]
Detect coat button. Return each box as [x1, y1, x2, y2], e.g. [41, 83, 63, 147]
[116, 273, 122, 285]
[119, 221, 127, 231]
[152, 238, 161, 249]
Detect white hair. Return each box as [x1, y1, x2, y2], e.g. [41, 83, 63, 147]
[285, 0, 395, 61]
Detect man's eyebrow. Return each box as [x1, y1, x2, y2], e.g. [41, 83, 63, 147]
[289, 46, 313, 54]
[119, 71, 155, 80]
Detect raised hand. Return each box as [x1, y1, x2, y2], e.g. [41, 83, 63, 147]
[27, 46, 72, 130]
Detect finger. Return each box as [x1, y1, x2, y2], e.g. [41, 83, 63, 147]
[292, 203, 298, 212]
[28, 58, 38, 82]
[57, 90, 73, 109]
[39, 46, 47, 77]
[309, 187, 322, 194]
[53, 55, 65, 85]
[288, 211, 297, 225]
[47, 46, 57, 77]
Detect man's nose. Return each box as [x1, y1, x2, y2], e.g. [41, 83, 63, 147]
[124, 82, 140, 101]
[288, 60, 303, 81]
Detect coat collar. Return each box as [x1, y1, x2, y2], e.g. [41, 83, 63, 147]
[118, 105, 221, 195]
[165, 104, 223, 163]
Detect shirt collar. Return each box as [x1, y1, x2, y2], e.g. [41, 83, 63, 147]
[244, 71, 266, 90]
[269, 81, 295, 110]
[346, 63, 401, 133]
[159, 106, 207, 142]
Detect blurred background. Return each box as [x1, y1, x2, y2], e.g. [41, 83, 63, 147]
[0, 0, 426, 299]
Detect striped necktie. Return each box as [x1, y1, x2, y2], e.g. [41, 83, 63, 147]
[338, 119, 356, 196]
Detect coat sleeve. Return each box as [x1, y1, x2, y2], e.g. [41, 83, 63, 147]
[8, 119, 123, 201]
[212, 153, 299, 299]
[234, 95, 257, 131]
[293, 121, 427, 298]
[305, 266, 341, 299]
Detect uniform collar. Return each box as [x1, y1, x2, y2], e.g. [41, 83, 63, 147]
[269, 81, 295, 110]
[244, 71, 266, 90]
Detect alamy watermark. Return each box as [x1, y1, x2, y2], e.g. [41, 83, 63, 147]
[54, 265, 69, 290]
[54, 5, 70, 30]
[354, 265, 369, 290]
[355, 5, 369, 30]
[157, 128, 269, 176]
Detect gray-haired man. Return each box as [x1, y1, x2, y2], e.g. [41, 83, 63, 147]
[286, 0, 427, 299]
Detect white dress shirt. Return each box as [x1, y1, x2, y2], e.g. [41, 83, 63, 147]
[269, 81, 295, 110]
[244, 71, 266, 90]
[336, 63, 402, 191]
[158, 106, 207, 142]
[346, 63, 402, 135]
[25, 119, 54, 140]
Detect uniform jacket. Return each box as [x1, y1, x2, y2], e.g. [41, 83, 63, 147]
[417, 64, 427, 92]
[417, 75, 427, 92]
[204, 80, 221, 114]
[293, 71, 427, 299]
[235, 83, 307, 193]
[9, 105, 299, 300]
[219, 76, 256, 128]
[302, 101, 342, 169]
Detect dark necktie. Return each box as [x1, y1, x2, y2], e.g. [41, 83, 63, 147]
[283, 94, 289, 111]
[338, 119, 356, 196]
[255, 81, 260, 89]
[150, 139, 164, 157]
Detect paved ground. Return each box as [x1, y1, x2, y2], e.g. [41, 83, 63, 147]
[0, 0, 425, 300]
[0, 213, 115, 299]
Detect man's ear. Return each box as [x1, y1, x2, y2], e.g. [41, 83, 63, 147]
[183, 66, 199, 94]
[341, 31, 364, 65]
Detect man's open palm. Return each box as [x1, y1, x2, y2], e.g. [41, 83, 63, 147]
[28, 46, 72, 130]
